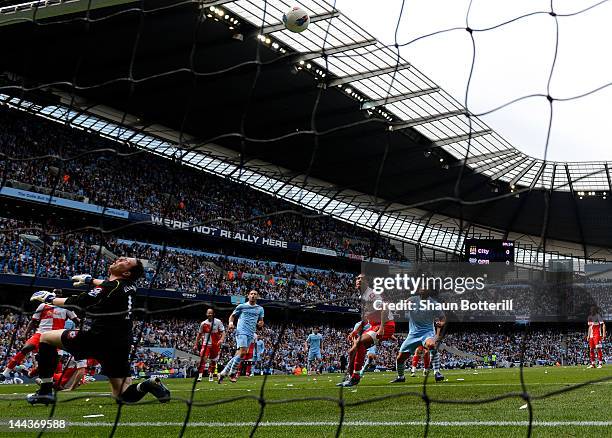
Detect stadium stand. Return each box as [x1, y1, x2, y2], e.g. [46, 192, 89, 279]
[0, 216, 359, 305]
[0, 107, 404, 262]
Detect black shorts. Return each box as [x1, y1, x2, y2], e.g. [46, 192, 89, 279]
[61, 329, 132, 378]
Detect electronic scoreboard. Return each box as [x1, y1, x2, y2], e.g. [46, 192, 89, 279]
[464, 239, 515, 265]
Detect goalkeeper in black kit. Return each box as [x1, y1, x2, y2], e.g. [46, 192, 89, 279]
[26, 257, 170, 405]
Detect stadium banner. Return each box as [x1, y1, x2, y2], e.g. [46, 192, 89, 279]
[317, 304, 360, 313]
[360, 262, 612, 323]
[0, 274, 74, 290]
[0, 274, 234, 303]
[0, 187, 129, 218]
[371, 257, 391, 264]
[0, 274, 362, 314]
[145, 347, 176, 358]
[301, 245, 337, 256]
[139, 214, 302, 251]
[346, 253, 364, 261]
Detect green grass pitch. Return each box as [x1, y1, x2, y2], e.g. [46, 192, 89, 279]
[0, 367, 610, 437]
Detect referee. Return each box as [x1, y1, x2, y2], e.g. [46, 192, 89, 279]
[27, 257, 170, 405]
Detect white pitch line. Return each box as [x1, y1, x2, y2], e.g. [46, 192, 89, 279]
[181, 380, 612, 390]
[20, 420, 611, 427]
[0, 380, 609, 399]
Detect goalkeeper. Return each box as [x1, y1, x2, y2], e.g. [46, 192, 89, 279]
[26, 257, 170, 405]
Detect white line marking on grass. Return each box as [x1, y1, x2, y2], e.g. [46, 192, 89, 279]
[35, 421, 612, 428]
[2, 380, 609, 399]
[167, 381, 612, 391]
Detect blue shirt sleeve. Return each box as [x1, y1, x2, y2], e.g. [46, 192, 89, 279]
[232, 304, 243, 317]
[258, 306, 264, 320]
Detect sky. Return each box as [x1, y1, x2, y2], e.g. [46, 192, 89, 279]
[332, 0, 612, 162]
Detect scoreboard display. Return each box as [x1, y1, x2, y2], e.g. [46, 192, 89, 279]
[464, 239, 515, 265]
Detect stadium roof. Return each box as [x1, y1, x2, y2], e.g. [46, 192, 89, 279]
[2, 0, 611, 191]
[1, 0, 611, 261]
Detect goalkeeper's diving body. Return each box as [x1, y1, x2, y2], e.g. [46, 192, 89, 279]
[26, 257, 171, 405]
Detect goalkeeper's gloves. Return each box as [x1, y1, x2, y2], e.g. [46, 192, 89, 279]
[30, 290, 56, 304]
[71, 274, 92, 287]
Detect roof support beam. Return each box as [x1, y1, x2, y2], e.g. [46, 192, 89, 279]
[605, 163, 612, 193]
[200, 0, 236, 7]
[509, 159, 537, 187]
[361, 87, 439, 110]
[432, 129, 492, 147]
[388, 110, 464, 131]
[416, 211, 435, 245]
[565, 164, 589, 262]
[489, 157, 523, 180]
[529, 162, 547, 190]
[535, 164, 557, 262]
[455, 149, 515, 166]
[299, 39, 377, 62]
[260, 11, 340, 34]
[472, 152, 520, 174]
[328, 63, 411, 87]
[503, 186, 531, 240]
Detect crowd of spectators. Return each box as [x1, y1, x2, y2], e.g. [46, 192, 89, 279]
[0, 106, 404, 261]
[441, 328, 592, 368]
[141, 320, 602, 372]
[0, 217, 360, 305]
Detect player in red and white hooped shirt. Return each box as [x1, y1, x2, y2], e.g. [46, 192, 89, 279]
[52, 354, 88, 391]
[338, 274, 395, 387]
[1, 290, 79, 380]
[32, 352, 88, 391]
[193, 308, 225, 382]
[587, 306, 606, 369]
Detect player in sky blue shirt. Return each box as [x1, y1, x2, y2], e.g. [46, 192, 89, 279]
[255, 338, 265, 358]
[218, 290, 264, 383]
[305, 328, 323, 374]
[251, 336, 266, 376]
[390, 293, 446, 384]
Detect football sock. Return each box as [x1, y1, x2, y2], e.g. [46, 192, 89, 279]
[424, 352, 431, 369]
[37, 342, 58, 394]
[411, 354, 419, 368]
[352, 343, 366, 378]
[430, 349, 440, 373]
[222, 356, 242, 376]
[396, 360, 405, 377]
[7, 351, 25, 370]
[347, 350, 356, 375]
[118, 383, 147, 403]
[360, 357, 370, 375]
